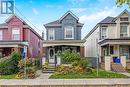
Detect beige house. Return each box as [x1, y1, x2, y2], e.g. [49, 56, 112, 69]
[84, 9, 130, 72]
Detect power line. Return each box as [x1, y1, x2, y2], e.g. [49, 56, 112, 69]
[14, 6, 43, 34]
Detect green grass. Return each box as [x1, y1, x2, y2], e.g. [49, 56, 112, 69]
[49, 70, 128, 79]
[0, 74, 16, 79]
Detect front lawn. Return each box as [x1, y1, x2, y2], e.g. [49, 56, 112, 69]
[0, 74, 16, 79]
[49, 70, 128, 79]
[128, 70, 130, 73]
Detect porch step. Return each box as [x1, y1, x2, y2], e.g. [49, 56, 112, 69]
[42, 64, 56, 73]
[111, 63, 126, 72]
[48, 63, 56, 66]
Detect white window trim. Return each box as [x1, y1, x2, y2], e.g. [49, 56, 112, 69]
[101, 27, 107, 39]
[0, 30, 3, 40]
[12, 28, 20, 40]
[64, 26, 74, 39]
[48, 29, 55, 40]
[120, 25, 129, 37]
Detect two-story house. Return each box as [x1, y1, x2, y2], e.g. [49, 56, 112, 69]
[84, 9, 130, 71]
[43, 11, 84, 65]
[0, 15, 43, 58]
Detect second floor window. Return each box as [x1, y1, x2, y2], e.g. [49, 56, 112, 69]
[48, 29, 55, 40]
[12, 28, 20, 40]
[0, 30, 2, 40]
[101, 27, 107, 39]
[120, 25, 128, 37]
[64, 26, 74, 39]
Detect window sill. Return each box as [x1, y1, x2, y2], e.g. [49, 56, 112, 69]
[64, 38, 74, 39]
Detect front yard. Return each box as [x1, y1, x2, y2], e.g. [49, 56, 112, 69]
[0, 74, 16, 79]
[49, 70, 128, 79]
[49, 50, 128, 79]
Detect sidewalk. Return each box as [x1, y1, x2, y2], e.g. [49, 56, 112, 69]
[0, 79, 130, 85]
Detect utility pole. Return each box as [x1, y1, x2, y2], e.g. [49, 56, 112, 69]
[96, 39, 99, 77]
[23, 42, 28, 79]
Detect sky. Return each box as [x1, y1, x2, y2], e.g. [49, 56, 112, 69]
[0, 0, 129, 39]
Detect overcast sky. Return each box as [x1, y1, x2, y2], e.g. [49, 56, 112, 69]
[0, 0, 129, 39]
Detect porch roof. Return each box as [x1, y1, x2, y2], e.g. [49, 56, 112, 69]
[98, 38, 130, 46]
[0, 41, 29, 47]
[43, 40, 85, 47]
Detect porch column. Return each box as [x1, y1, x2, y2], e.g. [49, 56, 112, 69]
[121, 56, 126, 69]
[80, 46, 84, 57]
[105, 56, 111, 71]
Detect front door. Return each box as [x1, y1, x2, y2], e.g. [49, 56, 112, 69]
[49, 48, 55, 63]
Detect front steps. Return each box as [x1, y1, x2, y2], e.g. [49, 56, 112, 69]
[111, 63, 126, 72]
[42, 63, 56, 73]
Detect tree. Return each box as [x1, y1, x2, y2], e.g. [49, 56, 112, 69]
[116, 0, 130, 7]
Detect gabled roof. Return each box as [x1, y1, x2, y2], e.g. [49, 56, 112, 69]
[115, 9, 130, 20]
[5, 14, 27, 25]
[44, 20, 60, 26]
[84, 9, 130, 40]
[99, 16, 115, 24]
[44, 11, 83, 27]
[0, 14, 43, 40]
[0, 23, 7, 26]
[59, 10, 79, 22]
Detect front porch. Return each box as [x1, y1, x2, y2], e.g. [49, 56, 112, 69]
[42, 40, 85, 65]
[0, 41, 28, 58]
[99, 39, 130, 71]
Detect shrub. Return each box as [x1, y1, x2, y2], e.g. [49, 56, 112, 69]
[17, 58, 38, 79]
[55, 65, 85, 75]
[79, 58, 88, 69]
[60, 50, 80, 64]
[0, 52, 22, 75]
[72, 61, 79, 66]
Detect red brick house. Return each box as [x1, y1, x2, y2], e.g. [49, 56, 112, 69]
[0, 15, 43, 58]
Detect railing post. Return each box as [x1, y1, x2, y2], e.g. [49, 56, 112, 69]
[121, 56, 126, 69]
[105, 56, 111, 71]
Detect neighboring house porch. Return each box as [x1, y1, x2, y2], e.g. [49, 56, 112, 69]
[0, 41, 28, 58]
[99, 38, 130, 71]
[43, 40, 84, 65]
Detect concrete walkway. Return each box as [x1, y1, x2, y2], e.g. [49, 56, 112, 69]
[0, 79, 130, 85]
[121, 72, 130, 77]
[36, 73, 52, 79]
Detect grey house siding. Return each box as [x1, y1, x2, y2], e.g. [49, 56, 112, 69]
[55, 28, 62, 40]
[61, 14, 78, 40]
[46, 13, 82, 40]
[77, 27, 82, 40]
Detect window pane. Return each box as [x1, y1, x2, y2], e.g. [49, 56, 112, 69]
[110, 46, 114, 54]
[120, 17, 128, 21]
[120, 25, 128, 37]
[101, 27, 107, 39]
[48, 29, 54, 40]
[0, 30, 2, 40]
[12, 28, 20, 40]
[65, 26, 74, 39]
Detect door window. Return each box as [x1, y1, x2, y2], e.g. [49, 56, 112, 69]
[120, 46, 129, 60]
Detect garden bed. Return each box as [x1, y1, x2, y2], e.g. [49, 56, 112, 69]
[49, 70, 128, 79]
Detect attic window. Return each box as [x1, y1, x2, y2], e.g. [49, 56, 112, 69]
[120, 17, 128, 21]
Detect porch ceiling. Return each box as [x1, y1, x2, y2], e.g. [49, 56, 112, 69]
[43, 40, 85, 47]
[0, 41, 29, 47]
[98, 38, 130, 46]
